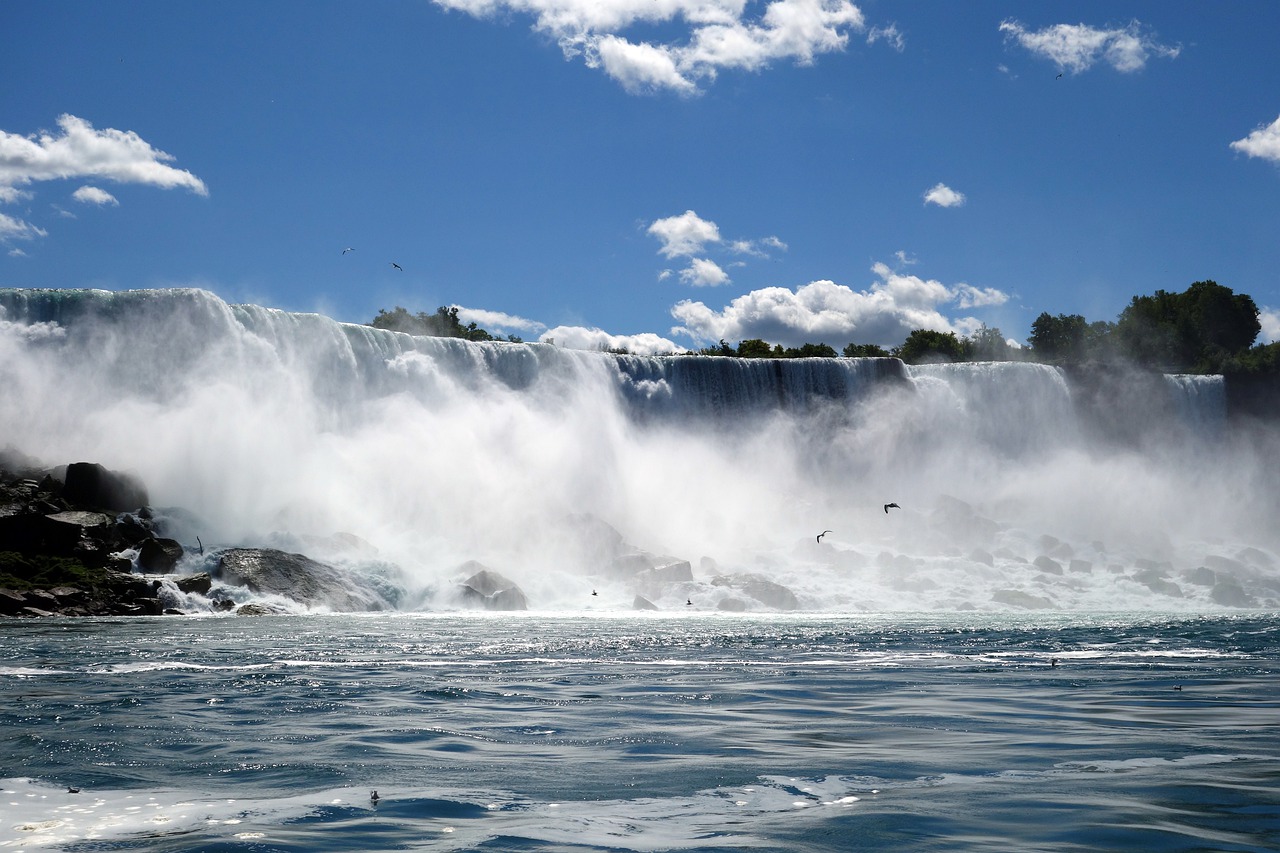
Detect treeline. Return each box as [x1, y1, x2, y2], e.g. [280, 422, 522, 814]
[697, 279, 1279, 375]
[369, 280, 1279, 375]
[370, 306, 524, 343]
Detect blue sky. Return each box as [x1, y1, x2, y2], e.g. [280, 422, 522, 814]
[3, 1, 1279, 353]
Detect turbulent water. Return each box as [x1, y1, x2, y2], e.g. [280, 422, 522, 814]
[2, 289, 1279, 850]
[1, 286, 1278, 614]
[2, 614, 1278, 851]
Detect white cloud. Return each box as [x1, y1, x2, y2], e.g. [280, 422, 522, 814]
[679, 257, 731, 286]
[1230, 115, 1280, 163]
[453, 306, 548, 334]
[72, 185, 119, 206]
[1259, 308, 1280, 344]
[648, 209, 721, 258]
[7, 247, 28, 257]
[0, 211, 47, 242]
[999, 19, 1179, 75]
[669, 261, 1009, 347]
[434, 0, 872, 94]
[923, 182, 965, 208]
[866, 23, 904, 52]
[0, 186, 33, 204]
[541, 324, 684, 355]
[0, 114, 207, 194]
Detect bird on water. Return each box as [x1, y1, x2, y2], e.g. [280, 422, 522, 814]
[884, 503, 900, 514]
[370, 791, 381, 804]
[816, 530, 832, 543]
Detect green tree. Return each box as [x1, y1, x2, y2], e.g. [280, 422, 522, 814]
[370, 305, 496, 341]
[963, 324, 1014, 362]
[843, 343, 891, 358]
[1027, 312, 1089, 363]
[1116, 280, 1259, 371]
[698, 339, 736, 356]
[894, 329, 965, 364]
[736, 339, 774, 358]
[784, 342, 838, 358]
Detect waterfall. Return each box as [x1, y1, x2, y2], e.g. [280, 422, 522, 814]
[1, 287, 1273, 612]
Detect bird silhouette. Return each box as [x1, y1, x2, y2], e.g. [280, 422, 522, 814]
[884, 503, 900, 514]
[816, 530, 832, 543]
[591, 590, 598, 596]
[390, 262, 403, 271]
[67, 787, 80, 794]
[1056, 72, 1063, 79]
[686, 599, 692, 606]
[370, 790, 381, 803]
[342, 247, 354, 254]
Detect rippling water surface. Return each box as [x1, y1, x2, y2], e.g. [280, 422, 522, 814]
[2, 613, 1278, 852]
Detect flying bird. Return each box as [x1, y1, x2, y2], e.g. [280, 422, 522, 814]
[884, 503, 900, 514]
[816, 530, 832, 543]
[390, 262, 403, 271]
[342, 247, 354, 254]
[591, 590, 598, 596]
[1056, 73, 1063, 79]
[686, 599, 692, 606]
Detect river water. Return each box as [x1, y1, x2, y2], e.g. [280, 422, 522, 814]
[3, 612, 1277, 852]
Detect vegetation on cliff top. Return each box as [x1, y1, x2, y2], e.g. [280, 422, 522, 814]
[372, 280, 1277, 375]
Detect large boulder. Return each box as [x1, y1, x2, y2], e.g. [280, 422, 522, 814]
[216, 548, 387, 612]
[61, 462, 149, 512]
[710, 573, 799, 611]
[137, 537, 185, 573]
[457, 564, 528, 611]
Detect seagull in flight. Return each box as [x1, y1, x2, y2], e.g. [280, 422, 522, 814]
[342, 247, 354, 254]
[390, 262, 403, 271]
[884, 502, 900, 514]
[816, 530, 832, 543]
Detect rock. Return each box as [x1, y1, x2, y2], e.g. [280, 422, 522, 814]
[606, 552, 656, 579]
[1133, 568, 1182, 598]
[42, 510, 113, 555]
[137, 537, 185, 573]
[216, 548, 387, 611]
[1211, 581, 1255, 607]
[61, 462, 149, 512]
[458, 565, 528, 611]
[632, 595, 659, 611]
[717, 597, 748, 612]
[1068, 560, 1093, 574]
[0, 588, 28, 615]
[968, 548, 995, 567]
[173, 572, 212, 596]
[992, 589, 1055, 609]
[634, 560, 693, 597]
[711, 573, 798, 611]
[236, 603, 275, 616]
[1033, 556, 1063, 575]
[1185, 566, 1216, 587]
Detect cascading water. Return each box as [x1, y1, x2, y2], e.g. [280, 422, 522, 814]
[1, 287, 1276, 613]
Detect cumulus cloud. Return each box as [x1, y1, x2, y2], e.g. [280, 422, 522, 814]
[669, 261, 1009, 347]
[434, 0, 874, 94]
[680, 257, 731, 287]
[1230, 115, 1280, 163]
[999, 19, 1179, 75]
[1259, 308, 1280, 344]
[541, 324, 684, 355]
[453, 306, 548, 334]
[648, 209, 721, 258]
[0, 114, 207, 194]
[72, 185, 119, 206]
[923, 182, 965, 208]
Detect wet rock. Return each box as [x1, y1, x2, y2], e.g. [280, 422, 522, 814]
[61, 462, 148, 512]
[173, 572, 212, 596]
[1133, 568, 1182, 598]
[457, 564, 528, 611]
[992, 589, 1055, 609]
[217, 548, 387, 612]
[710, 573, 798, 611]
[632, 595, 659, 611]
[1033, 556, 1064, 575]
[0, 588, 28, 615]
[717, 597, 748, 612]
[634, 560, 693, 597]
[1185, 566, 1217, 587]
[137, 537, 185, 573]
[1068, 560, 1093, 574]
[1211, 581, 1255, 607]
[968, 548, 995, 567]
[236, 603, 275, 616]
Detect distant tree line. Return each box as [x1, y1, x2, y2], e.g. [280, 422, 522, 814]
[370, 306, 523, 343]
[694, 279, 1277, 375]
[371, 280, 1278, 375]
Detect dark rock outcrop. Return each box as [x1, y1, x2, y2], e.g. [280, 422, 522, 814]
[457, 563, 528, 611]
[216, 548, 387, 612]
[710, 573, 799, 611]
[61, 462, 149, 512]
